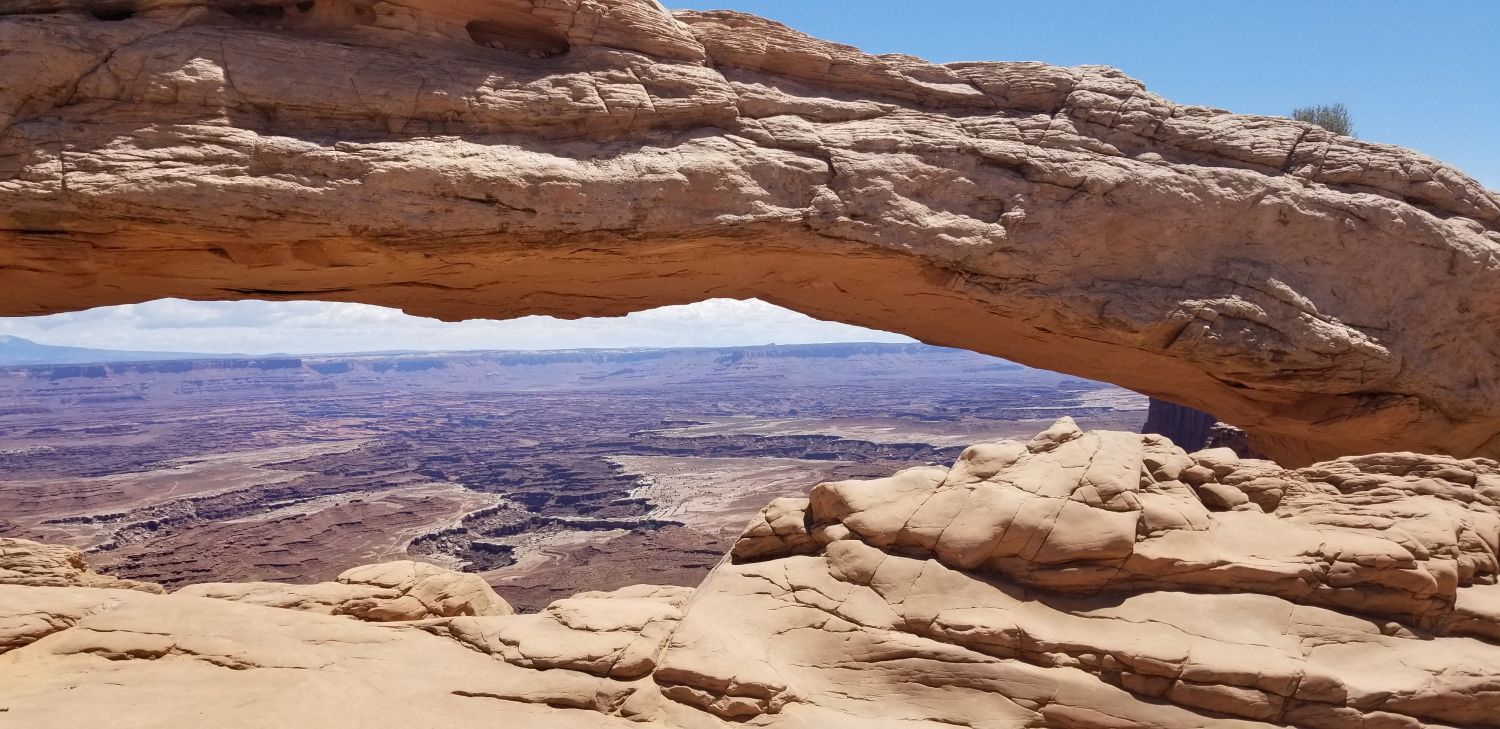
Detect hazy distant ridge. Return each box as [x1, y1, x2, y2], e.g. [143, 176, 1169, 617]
[0, 336, 1010, 370]
[0, 335, 225, 365]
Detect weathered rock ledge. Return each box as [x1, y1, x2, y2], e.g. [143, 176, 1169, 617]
[3, 422, 1499, 727]
[0, 537, 161, 594]
[2, 1, 1499, 464]
[178, 559, 515, 621]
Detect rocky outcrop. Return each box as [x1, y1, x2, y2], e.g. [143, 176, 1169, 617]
[413, 584, 692, 680]
[178, 559, 513, 621]
[1206, 420, 1266, 458]
[1144, 397, 1266, 458]
[694, 421, 1500, 727]
[737, 418, 1500, 629]
[0, 537, 161, 593]
[3, 422, 1499, 727]
[2, 1, 1499, 465]
[0, 581, 682, 727]
[1142, 396, 1218, 450]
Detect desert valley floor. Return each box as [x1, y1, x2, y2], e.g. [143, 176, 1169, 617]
[0, 342, 1144, 610]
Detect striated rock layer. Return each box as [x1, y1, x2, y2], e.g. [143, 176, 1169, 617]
[177, 559, 515, 621]
[3, 422, 1499, 727]
[1, 1, 1499, 464]
[0, 538, 161, 594]
[1142, 396, 1218, 451]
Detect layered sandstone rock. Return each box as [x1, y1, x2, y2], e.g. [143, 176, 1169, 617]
[2, 1, 1499, 464]
[178, 559, 513, 620]
[412, 584, 693, 680]
[0, 537, 161, 593]
[0, 583, 670, 727]
[739, 418, 1500, 630]
[3, 423, 1498, 727]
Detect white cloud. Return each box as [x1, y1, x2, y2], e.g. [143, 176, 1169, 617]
[0, 299, 913, 354]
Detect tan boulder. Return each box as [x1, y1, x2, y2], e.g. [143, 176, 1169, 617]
[0, 584, 653, 727]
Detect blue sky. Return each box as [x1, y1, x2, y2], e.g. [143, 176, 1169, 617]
[670, 1, 1499, 189]
[2, 2, 1493, 354]
[0, 299, 908, 354]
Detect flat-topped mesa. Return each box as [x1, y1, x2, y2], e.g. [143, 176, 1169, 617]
[2, 2, 1499, 465]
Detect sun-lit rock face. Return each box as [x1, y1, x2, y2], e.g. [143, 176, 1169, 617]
[738, 418, 1500, 629]
[178, 559, 514, 621]
[679, 420, 1500, 727]
[0, 1, 1497, 465]
[3, 422, 1499, 727]
[0, 538, 162, 594]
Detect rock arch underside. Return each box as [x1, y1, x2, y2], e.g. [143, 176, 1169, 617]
[1, 0, 1498, 466]
[5, 2, 1500, 728]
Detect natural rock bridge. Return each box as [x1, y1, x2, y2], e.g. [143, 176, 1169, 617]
[2, 0, 1498, 465]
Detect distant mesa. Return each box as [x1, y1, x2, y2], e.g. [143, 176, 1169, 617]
[0, 337, 1023, 375]
[0, 335, 223, 366]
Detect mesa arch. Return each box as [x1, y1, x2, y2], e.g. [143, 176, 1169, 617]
[1, 0, 1498, 466]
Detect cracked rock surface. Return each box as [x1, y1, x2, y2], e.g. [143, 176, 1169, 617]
[177, 559, 514, 621]
[0, 538, 162, 594]
[3, 421, 1499, 727]
[1, 0, 1499, 465]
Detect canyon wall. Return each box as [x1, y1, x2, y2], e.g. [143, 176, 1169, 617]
[1141, 397, 1218, 452]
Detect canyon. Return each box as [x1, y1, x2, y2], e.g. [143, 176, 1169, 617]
[0, 341, 1144, 610]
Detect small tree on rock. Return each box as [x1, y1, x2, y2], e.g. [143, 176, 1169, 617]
[1292, 103, 1355, 137]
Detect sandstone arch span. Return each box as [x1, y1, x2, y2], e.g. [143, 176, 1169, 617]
[1, 0, 1498, 465]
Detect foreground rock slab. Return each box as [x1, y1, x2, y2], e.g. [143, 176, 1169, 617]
[179, 559, 513, 621]
[2, 1, 1499, 464]
[2, 422, 1498, 727]
[725, 420, 1500, 727]
[0, 584, 656, 728]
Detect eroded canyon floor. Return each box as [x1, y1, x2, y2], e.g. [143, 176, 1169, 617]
[0, 342, 1144, 610]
